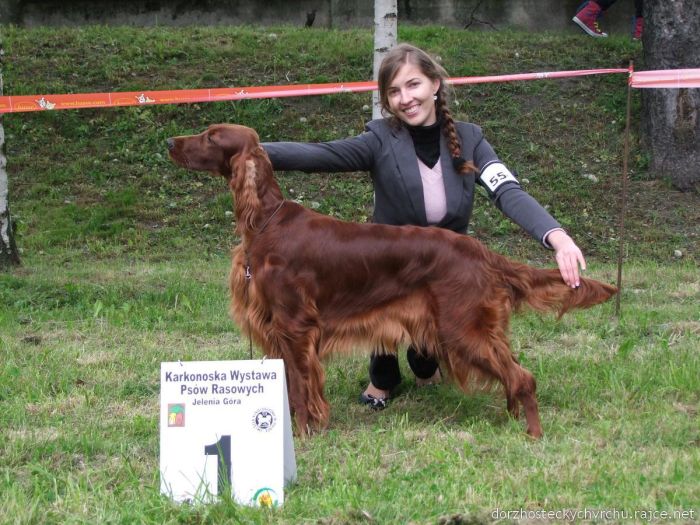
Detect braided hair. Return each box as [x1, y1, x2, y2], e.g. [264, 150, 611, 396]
[377, 43, 477, 175]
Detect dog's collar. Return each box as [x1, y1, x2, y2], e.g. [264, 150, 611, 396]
[257, 200, 285, 235]
[244, 200, 285, 282]
[242, 200, 285, 358]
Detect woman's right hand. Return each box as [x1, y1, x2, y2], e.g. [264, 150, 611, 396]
[546, 230, 587, 288]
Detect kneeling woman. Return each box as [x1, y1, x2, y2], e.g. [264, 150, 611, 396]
[263, 43, 586, 408]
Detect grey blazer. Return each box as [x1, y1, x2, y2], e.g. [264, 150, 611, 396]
[263, 118, 560, 246]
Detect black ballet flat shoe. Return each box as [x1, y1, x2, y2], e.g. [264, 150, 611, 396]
[358, 392, 388, 410]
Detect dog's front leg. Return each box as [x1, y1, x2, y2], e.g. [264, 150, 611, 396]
[264, 287, 329, 435]
[273, 330, 329, 436]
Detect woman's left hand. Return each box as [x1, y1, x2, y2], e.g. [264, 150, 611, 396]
[546, 230, 587, 288]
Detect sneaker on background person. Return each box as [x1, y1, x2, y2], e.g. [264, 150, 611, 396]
[572, 1, 609, 38]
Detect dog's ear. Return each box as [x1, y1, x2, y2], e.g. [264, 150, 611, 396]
[206, 125, 248, 179]
[229, 152, 262, 234]
[226, 153, 240, 183]
[228, 149, 253, 184]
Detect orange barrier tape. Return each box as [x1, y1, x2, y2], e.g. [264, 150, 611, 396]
[449, 68, 629, 85]
[0, 82, 380, 114]
[0, 68, 628, 115]
[629, 68, 700, 89]
[1, 67, 697, 114]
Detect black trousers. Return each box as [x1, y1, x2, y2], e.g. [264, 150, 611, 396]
[369, 346, 439, 391]
[595, 0, 643, 17]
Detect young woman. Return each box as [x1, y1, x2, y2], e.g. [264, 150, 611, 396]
[263, 43, 586, 408]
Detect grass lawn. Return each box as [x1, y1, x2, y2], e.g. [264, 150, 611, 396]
[1, 24, 698, 524]
[1, 256, 698, 524]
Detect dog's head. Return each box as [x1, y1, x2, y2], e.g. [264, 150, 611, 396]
[166, 124, 262, 181]
[167, 124, 283, 235]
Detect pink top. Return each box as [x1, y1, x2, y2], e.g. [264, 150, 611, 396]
[417, 159, 447, 225]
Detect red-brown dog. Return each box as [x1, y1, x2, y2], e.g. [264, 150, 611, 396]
[167, 124, 617, 438]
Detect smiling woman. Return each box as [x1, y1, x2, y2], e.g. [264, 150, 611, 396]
[262, 43, 588, 411]
[384, 62, 440, 127]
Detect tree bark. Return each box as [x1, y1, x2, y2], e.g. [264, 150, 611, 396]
[642, 0, 700, 191]
[372, 0, 397, 120]
[1, 36, 20, 268]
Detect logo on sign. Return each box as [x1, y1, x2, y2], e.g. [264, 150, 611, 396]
[252, 487, 279, 508]
[252, 408, 276, 432]
[168, 403, 186, 427]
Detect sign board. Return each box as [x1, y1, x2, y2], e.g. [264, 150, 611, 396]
[159, 359, 296, 506]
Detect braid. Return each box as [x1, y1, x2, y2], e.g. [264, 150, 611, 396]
[438, 94, 478, 175]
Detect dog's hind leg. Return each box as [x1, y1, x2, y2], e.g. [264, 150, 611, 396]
[440, 324, 542, 438]
[515, 368, 541, 439]
[474, 339, 542, 439]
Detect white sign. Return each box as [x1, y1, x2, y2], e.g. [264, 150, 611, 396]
[159, 359, 296, 507]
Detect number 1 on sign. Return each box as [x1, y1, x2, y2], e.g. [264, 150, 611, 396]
[204, 435, 232, 496]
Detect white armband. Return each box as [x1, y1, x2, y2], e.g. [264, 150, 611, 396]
[479, 162, 519, 193]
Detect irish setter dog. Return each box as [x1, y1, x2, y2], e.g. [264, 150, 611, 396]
[167, 124, 617, 438]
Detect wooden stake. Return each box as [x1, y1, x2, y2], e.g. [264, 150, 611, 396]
[615, 62, 634, 317]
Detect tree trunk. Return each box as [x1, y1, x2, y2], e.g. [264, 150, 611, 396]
[642, 0, 700, 191]
[0, 37, 20, 268]
[372, 0, 397, 120]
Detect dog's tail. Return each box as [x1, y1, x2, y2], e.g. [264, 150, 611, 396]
[501, 263, 618, 318]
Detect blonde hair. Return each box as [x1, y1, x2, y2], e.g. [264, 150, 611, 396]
[377, 43, 476, 175]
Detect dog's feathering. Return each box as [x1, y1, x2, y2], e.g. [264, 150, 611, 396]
[168, 124, 617, 438]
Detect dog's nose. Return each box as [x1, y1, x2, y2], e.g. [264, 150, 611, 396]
[166, 137, 175, 151]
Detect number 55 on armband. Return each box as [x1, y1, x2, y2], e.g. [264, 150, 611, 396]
[479, 162, 519, 194]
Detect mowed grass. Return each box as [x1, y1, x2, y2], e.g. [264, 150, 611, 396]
[1, 256, 698, 524]
[1, 23, 699, 524]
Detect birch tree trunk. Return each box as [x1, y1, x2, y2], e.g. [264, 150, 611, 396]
[642, 0, 700, 191]
[0, 36, 20, 268]
[372, 0, 397, 120]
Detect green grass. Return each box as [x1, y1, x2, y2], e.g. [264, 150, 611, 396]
[1, 24, 699, 524]
[1, 257, 698, 524]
